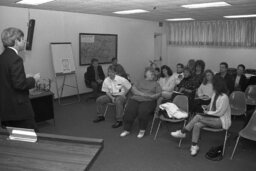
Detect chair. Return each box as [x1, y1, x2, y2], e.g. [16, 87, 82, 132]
[229, 91, 246, 117]
[149, 97, 172, 135]
[245, 69, 256, 75]
[202, 127, 228, 156]
[231, 110, 256, 159]
[246, 76, 256, 86]
[103, 102, 116, 117]
[245, 85, 256, 105]
[153, 95, 189, 147]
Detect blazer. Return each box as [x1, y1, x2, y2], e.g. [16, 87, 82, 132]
[234, 74, 247, 92]
[215, 73, 234, 94]
[86, 65, 105, 83]
[0, 48, 35, 121]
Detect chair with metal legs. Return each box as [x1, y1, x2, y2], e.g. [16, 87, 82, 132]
[231, 110, 256, 159]
[153, 95, 189, 147]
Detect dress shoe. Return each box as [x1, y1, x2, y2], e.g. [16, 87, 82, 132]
[112, 121, 123, 128]
[93, 116, 105, 123]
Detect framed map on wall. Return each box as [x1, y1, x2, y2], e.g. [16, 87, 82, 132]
[79, 33, 118, 65]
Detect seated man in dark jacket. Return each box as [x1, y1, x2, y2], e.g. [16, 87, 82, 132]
[215, 62, 234, 94]
[233, 64, 247, 92]
[85, 58, 105, 97]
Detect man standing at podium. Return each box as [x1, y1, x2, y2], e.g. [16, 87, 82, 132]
[0, 27, 40, 131]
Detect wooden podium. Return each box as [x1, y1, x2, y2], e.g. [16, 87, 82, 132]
[29, 91, 55, 124]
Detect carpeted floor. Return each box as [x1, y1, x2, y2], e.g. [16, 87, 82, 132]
[38, 95, 256, 171]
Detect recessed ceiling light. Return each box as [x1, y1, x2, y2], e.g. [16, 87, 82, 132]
[166, 18, 194, 21]
[113, 9, 149, 15]
[16, 0, 55, 5]
[224, 14, 256, 18]
[182, 2, 230, 9]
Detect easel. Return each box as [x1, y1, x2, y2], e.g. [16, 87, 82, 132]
[50, 42, 80, 105]
[55, 71, 80, 105]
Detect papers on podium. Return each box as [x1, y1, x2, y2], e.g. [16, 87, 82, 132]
[7, 127, 37, 143]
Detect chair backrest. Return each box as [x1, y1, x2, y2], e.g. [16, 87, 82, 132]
[243, 110, 256, 133]
[173, 95, 189, 113]
[245, 85, 256, 100]
[247, 76, 256, 86]
[229, 91, 246, 115]
[245, 69, 256, 75]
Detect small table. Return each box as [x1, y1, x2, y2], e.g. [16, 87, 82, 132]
[0, 130, 103, 171]
[29, 91, 54, 123]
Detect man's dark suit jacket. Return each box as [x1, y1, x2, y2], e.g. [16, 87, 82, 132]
[86, 65, 105, 84]
[234, 74, 247, 92]
[0, 48, 35, 122]
[215, 72, 234, 94]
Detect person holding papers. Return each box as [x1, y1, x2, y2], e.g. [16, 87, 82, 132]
[0, 27, 40, 131]
[93, 65, 131, 128]
[171, 77, 231, 156]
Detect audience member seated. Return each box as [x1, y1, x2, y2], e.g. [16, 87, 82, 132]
[173, 67, 197, 108]
[110, 57, 128, 79]
[186, 59, 196, 75]
[155, 65, 175, 114]
[215, 62, 234, 94]
[234, 64, 247, 92]
[155, 67, 161, 81]
[86, 58, 105, 98]
[93, 65, 131, 128]
[120, 67, 161, 138]
[193, 60, 205, 88]
[172, 63, 184, 85]
[171, 77, 231, 156]
[192, 70, 214, 113]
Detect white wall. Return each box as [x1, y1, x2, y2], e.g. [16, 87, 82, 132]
[168, 46, 256, 72]
[0, 6, 167, 97]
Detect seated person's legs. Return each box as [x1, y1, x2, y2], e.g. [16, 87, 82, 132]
[90, 81, 101, 97]
[120, 99, 139, 137]
[137, 100, 156, 138]
[171, 114, 222, 156]
[93, 95, 111, 123]
[111, 95, 126, 128]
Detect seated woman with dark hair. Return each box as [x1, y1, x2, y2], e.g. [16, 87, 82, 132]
[171, 77, 231, 156]
[154, 65, 176, 114]
[193, 60, 205, 88]
[234, 64, 247, 92]
[192, 69, 214, 113]
[120, 67, 161, 138]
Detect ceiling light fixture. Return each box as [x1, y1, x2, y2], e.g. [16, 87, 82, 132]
[182, 2, 230, 9]
[113, 9, 149, 15]
[166, 18, 194, 21]
[224, 14, 256, 18]
[16, 0, 55, 5]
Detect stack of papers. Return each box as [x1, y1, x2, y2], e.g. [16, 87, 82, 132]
[7, 127, 37, 143]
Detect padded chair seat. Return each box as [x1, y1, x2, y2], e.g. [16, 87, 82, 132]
[159, 115, 186, 123]
[203, 127, 225, 132]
